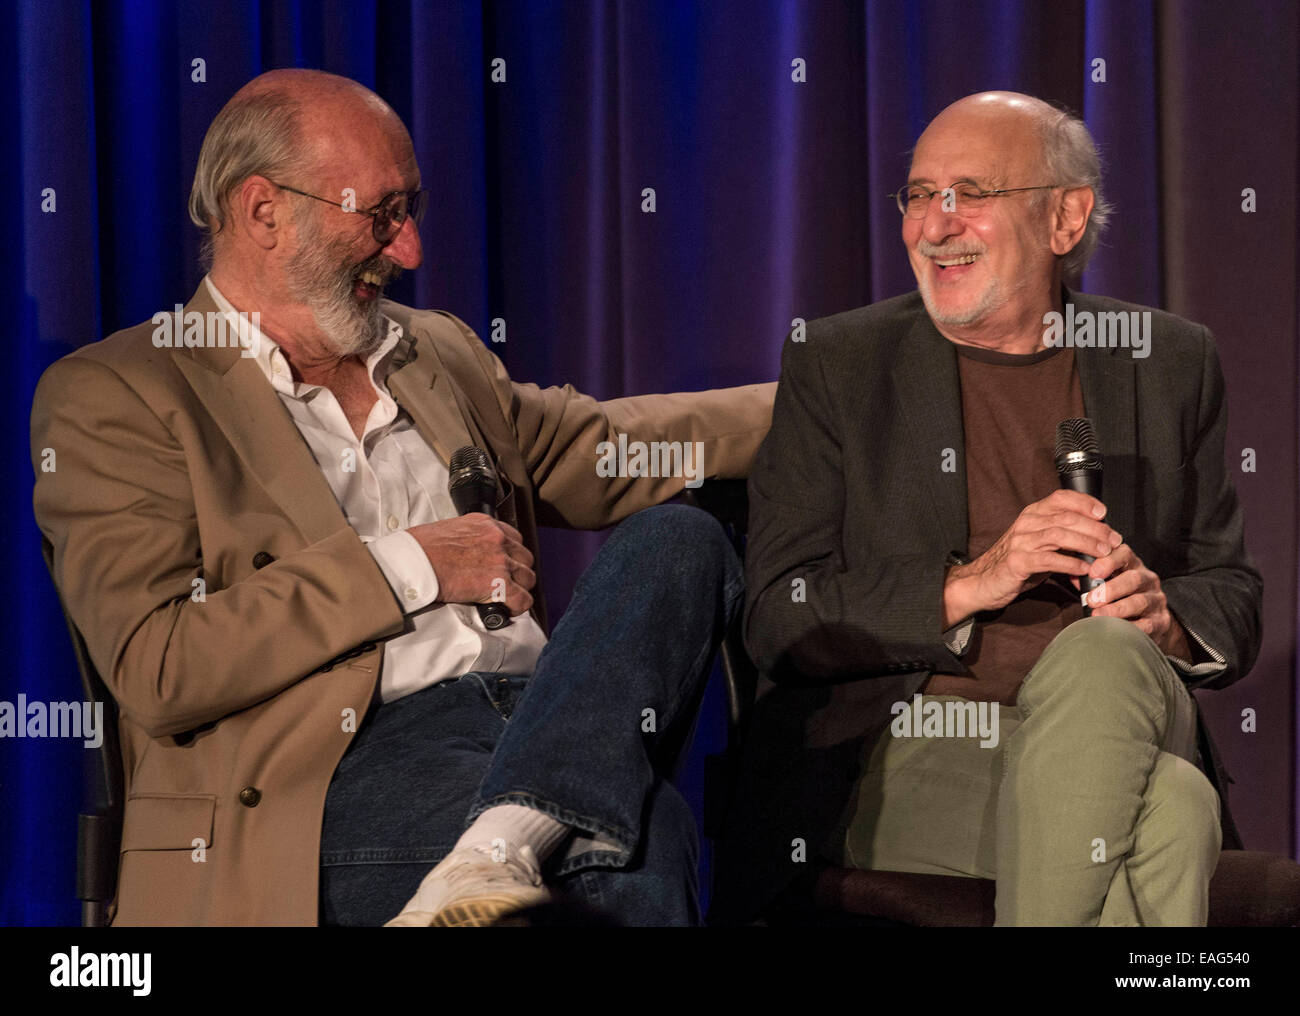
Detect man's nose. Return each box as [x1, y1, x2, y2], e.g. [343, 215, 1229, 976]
[383, 215, 423, 269]
[921, 192, 964, 243]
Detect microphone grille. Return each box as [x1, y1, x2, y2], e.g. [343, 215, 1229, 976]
[448, 445, 494, 490]
[1054, 418, 1101, 472]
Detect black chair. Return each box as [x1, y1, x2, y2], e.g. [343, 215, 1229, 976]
[686, 479, 1300, 927]
[41, 537, 123, 928]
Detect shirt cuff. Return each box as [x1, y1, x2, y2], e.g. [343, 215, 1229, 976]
[941, 551, 974, 656]
[1166, 624, 1228, 680]
[943, 616, 974, 656]
[366, 530, 439, 613]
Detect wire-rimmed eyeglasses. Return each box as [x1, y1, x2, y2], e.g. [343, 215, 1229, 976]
[891, 182, 1061, 218]
[270, 182, 426, 244]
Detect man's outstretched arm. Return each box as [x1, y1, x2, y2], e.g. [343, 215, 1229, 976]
[439, 309, 776, 529]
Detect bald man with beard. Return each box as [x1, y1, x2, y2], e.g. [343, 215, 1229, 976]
[711, 92, 1261, 927]
[32, 69, 774, 926]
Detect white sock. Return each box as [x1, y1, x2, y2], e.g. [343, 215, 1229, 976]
[457, 804, 569, 864]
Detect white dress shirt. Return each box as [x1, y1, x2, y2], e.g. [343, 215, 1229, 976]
[205, 276, 548, 702]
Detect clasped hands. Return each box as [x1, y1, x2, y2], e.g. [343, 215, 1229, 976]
[942, 489, 1192, 659]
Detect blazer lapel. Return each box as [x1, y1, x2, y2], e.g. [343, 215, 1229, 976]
[380, 306, 517, 519]
[890, 311, 969, 556]
[1067, 288, 1137, 540]
[380, 317, 475, 467]
[172, 285, 350, 545]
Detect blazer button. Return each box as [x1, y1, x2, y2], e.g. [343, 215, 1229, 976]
[252, 551, 275, 569]
[238, 786, 262, 807]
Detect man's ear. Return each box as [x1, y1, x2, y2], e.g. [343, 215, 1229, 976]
[231, 175, 284, 252]
[1050, 186, 1095, 256]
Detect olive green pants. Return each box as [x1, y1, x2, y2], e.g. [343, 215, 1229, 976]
[841, 616, 1220, 926]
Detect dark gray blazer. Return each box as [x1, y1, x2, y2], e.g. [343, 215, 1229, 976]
[710, 287, 1263, 924]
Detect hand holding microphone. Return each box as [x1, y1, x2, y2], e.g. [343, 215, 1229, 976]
[1054, 418, 1107, 615]
[943, 419, 1185, 650]
[941, 418, 1119, 625]
[406, 446, 535, 627]
[448, 446, 514, 630]
[1053, 422, 1186, 649]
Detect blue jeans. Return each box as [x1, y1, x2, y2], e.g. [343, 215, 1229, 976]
[319, 504, 743, 926]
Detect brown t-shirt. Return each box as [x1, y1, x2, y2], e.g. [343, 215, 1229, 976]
[924, 342, 1087, 705]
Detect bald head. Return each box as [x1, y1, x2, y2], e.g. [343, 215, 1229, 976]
[234, 67, 394, 114]
[901, 91, 1107, 349]
[923, 91, 1061, 145]
[910, 91, 1109, 280]
[235, 69, 407, 183]
[189, 69, 415, 258]
[188, 70, 424, 365]
[913, 92, 1066, 218]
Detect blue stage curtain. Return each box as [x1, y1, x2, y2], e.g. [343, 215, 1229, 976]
[2, 0, 1294, 924]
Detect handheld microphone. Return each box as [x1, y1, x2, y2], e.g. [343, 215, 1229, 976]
[1054, 418, 1106, 615]
[447, 446, 512, 631]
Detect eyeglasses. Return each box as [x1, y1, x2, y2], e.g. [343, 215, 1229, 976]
[270, 182, 427, 244]
[891, 182, 1060, 218]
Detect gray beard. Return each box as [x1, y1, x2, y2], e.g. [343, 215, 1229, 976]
[918, 273, 1005, 327]
[285, 216, 385, 358]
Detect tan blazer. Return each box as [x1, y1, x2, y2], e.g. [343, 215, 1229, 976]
[31, 282, 774, 926]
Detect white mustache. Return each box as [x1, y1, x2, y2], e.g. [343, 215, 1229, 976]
[916, 241, 984, 259]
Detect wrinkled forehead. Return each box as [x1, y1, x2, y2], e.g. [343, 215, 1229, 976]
[299, 98, 420, 196]
[908, 110, 1045, 187]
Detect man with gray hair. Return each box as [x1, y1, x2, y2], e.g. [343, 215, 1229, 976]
[711, 91, 1261, 926]
[32, 69, 774, 926]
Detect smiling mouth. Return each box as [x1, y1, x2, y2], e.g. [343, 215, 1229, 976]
[933, 253, 979, 268]
[353, 265, 399, 302]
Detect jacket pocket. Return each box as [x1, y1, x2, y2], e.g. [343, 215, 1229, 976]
[120, 793, 216, 850]
[114, 794, 218, 925]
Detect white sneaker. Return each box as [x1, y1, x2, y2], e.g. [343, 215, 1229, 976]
[384, 842, 551, 927]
